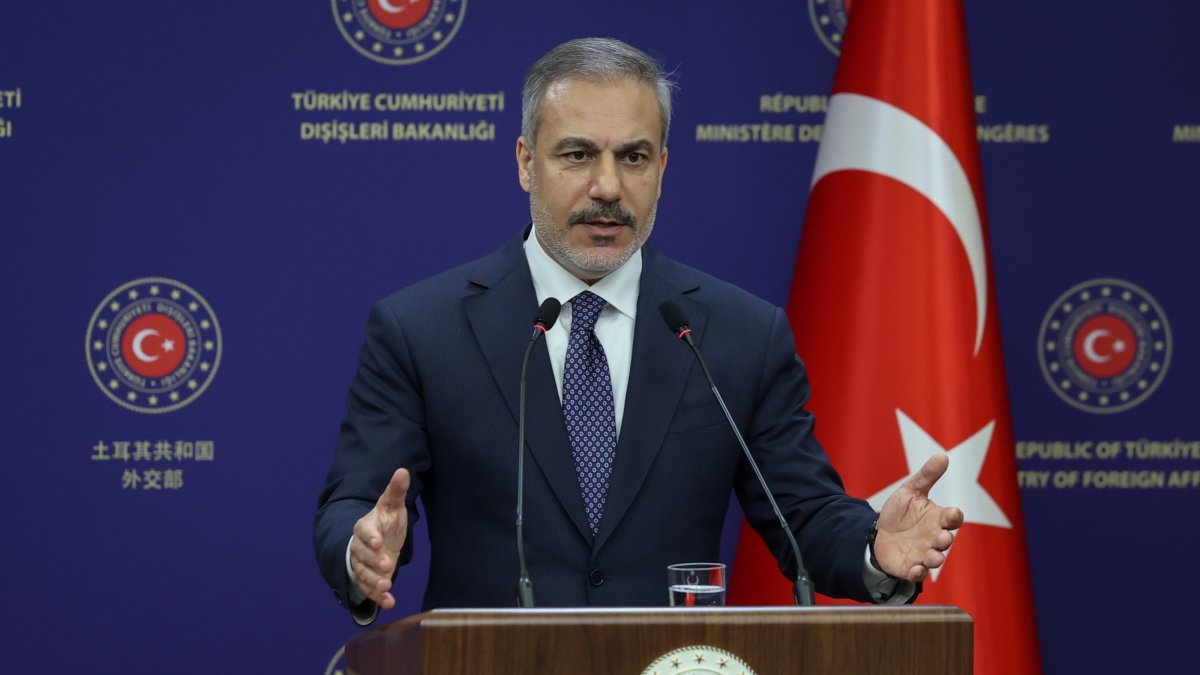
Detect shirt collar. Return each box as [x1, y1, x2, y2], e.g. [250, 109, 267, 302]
[524, 227, 642, 320]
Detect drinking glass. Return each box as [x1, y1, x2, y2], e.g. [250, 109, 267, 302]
[667, 562, 726, 606]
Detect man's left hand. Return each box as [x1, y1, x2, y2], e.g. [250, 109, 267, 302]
[874, 454, 965, 582]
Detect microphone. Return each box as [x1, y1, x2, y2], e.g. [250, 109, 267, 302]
[516, 297, 560, 607]
[659, 300, 815, 606]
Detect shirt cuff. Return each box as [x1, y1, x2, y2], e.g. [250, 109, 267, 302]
[345, 536, 378, 625]
[346, 537, 366, 604]
[862, 545, 917, 604]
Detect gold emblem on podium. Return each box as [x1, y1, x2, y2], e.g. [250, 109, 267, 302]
[641, 645, 756, 675]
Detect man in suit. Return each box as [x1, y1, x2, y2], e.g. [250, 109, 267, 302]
[314, 37, 963, 625]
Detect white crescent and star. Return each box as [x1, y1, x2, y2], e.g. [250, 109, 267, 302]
[131, 328, 176, 363]
[812, 93, 989, 355]
[814, 94, 1008, 582]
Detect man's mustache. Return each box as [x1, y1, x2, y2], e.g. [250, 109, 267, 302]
[568, 202, 637, 229]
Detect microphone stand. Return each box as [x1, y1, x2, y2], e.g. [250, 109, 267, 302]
[516, 298, 560, 607]
[662, 302, 815, 606]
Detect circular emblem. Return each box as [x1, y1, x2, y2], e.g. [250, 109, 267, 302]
[641, 645, 756, 675]
[85, 278, 222, 414]
[809, 0, 852, 56]
[324, 645, 346, 675]
[331, 0, 467, 66]
[1037, 278, 1171, 414]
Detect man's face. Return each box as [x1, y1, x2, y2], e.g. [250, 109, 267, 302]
[517, 77, 668, 282]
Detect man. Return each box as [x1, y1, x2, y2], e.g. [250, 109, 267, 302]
[314, 37, 962, 625]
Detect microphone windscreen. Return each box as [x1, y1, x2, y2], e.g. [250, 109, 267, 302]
[659, 300, 690, 333]
[534, 297, 562, 330]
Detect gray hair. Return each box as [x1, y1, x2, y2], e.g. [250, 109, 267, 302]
[521, 37, 677, 149]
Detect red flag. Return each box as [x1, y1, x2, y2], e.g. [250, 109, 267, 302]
[728, 1, 1041, 672]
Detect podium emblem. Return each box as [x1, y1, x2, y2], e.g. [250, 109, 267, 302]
[641, 645, 756, 675]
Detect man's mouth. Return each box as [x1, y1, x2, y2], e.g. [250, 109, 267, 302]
[581, 218, 625, 228]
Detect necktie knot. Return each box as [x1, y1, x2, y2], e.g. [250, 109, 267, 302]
[571, 291, 606, 333]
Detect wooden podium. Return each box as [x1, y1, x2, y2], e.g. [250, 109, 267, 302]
[345, 606, 972, 674]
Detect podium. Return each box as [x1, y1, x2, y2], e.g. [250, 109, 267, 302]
[345, 606, 972, 674]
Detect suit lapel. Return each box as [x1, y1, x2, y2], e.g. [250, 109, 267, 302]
[462, 235, 592, 543]
[592, 248, 708, 554]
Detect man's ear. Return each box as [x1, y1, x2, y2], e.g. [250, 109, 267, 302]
[516, 136, 533, 193]
[656, 145, 668, 198]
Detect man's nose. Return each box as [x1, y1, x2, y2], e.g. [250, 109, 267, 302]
[587, 155, 623, 202]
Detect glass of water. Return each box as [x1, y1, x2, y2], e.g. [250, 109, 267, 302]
[667, 562, 727, 606]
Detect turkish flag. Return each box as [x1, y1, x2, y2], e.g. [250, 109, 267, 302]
[727, 1, 1042, 673]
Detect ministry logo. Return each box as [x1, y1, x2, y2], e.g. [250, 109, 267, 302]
[1038, 278, 1171, 414]
[332, 0, 467, 66]
[85, 278, 222, 414]
[809, 0, 852, 56]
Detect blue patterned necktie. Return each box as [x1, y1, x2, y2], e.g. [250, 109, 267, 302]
[562, 290, 617, 535]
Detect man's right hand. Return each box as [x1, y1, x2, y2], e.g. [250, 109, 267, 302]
[350, 468, 410, 610]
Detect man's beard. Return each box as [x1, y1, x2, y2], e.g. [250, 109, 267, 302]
[528, 179, 656, 280]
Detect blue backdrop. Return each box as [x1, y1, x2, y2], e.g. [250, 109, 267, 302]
[3, 2, 1197, 673]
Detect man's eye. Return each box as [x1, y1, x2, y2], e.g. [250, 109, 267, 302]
[626, 152, 646, 164]
[566, 151, 589, 161]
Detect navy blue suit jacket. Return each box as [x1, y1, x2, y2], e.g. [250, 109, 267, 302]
[314, 229, 878, 618]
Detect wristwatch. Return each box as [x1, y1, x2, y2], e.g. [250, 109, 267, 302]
[867, 520, 883, 573]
